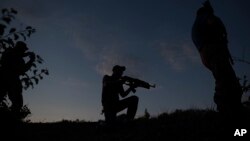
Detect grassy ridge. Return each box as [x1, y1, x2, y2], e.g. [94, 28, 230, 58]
[2, 109, 250, 141]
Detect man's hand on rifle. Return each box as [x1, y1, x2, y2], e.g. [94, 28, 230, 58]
[130, 84, 138, 93]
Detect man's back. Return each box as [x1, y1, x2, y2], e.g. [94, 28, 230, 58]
[102, 75, 122, 106]
[0, 48, 25, 76]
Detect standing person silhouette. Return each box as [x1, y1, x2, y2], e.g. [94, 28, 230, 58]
[192, 1, 243, 114]
[0, 41, 35, 114]
[101, 65, 139, 124]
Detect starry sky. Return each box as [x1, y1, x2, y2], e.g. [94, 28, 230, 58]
[1, 0, 250, 122]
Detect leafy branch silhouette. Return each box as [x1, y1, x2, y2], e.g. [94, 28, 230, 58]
[241, 75, 250, 94]
[0, 8, 49, 121]
[0, 8, 49, 90]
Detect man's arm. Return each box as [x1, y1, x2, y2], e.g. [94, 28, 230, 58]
[22, 52, 35, 73]
[120, 85, 137, 98]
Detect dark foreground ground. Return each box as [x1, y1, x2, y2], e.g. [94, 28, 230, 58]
[1, 109, 250, 141]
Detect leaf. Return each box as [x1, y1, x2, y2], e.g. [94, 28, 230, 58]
[36, 55, 44, 62]
[32, 29, 36, 33]
[37, 60, 42, 64]
[2, 17, 11, 24]
[2, 45, 6, 50]
[8, 15, 15, 20]
[9, 28, 16, 33]
[45, 70, 49, 75]
[7, 38, 14, 47]
[0, 24, 6, 28]
[40, 69, 49, 75]
[10, 8, 18, 14]
[23, 73, 30, 79]
[20, 33, 26, 41]
[2, 9, 8, 15]
[14, 34, 19, 40]
[0, 24, 6, 29]
[29, 82, 34, 89]
[31, 63, 37, 68]
[21, 78, 30, 89]
[2, 39, 9, 44]
[0, 28, 4, 36]
[26, 26, 32, 30]
[32, 77, 39, 84]
[33, 69, 38, 75]
[39, 75, 43, 80]
[27, 30, 31, 37]
[0, 24, 6, 35]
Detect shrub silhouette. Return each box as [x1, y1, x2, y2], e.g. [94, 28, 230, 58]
[0, 99, 31, 122]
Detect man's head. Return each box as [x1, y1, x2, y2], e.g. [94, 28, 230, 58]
[14, 41, 28, 53]
[112, 65, 126, 78]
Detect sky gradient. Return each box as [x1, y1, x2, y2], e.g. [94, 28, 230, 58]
[1, 0, 250, 122]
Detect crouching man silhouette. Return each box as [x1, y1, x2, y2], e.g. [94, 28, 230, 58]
[101, 65, 139, 124]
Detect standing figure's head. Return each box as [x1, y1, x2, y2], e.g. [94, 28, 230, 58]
[14, 41, 28, 54]
[112, 65, 126, 79]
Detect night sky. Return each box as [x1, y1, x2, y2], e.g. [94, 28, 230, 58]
[1, 0, 250, 122]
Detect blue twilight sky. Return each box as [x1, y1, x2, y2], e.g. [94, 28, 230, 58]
[1, 0, 250, 122]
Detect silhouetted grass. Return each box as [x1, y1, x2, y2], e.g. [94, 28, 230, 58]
[3, 108, 250, 141]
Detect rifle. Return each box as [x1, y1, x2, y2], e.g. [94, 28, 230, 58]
[122, 76, 156, 93]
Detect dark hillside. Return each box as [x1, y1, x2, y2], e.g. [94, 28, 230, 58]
[1, 109, 250, 141]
